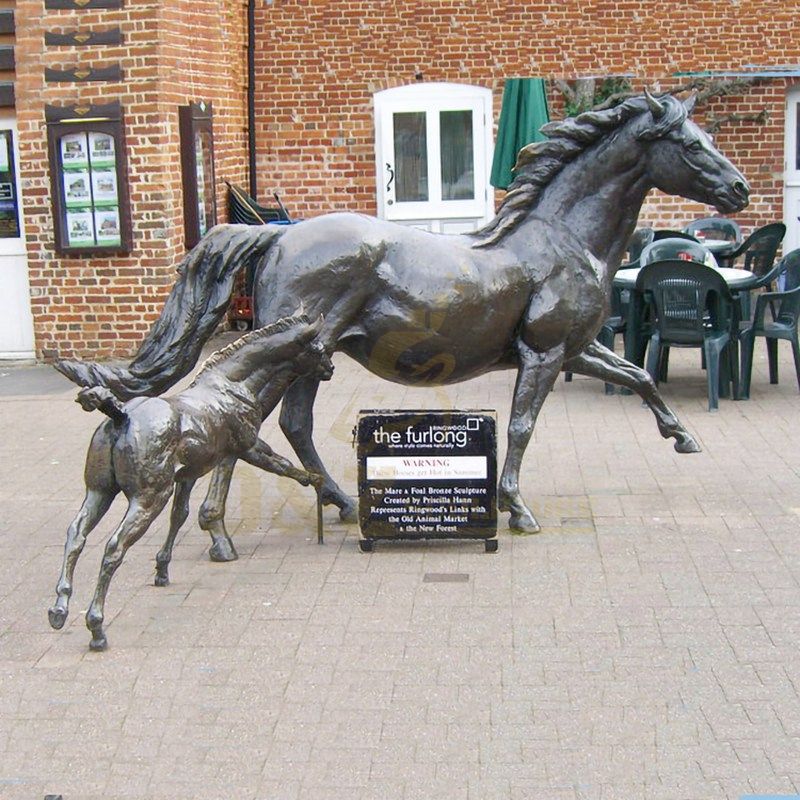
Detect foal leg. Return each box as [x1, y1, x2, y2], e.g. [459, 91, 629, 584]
[280, 375, 356, 522]
[86, 488, 172, 651]
[49, 424, 118, 630]
[49, 488, 116, 630]
[499, 341, 565, 533]
[563, 340, 701, 453]
[241, 437, 322, 487]
[198, 457, 239, 562]
[154, 478, 196, 587]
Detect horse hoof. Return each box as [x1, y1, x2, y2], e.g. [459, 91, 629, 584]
[154, 573, 169, 587]
[674, 436, 701, 454]
[338, 500, 358, 524]
[48, 606, 68, 630]
[508, 513, 541, 535]
[209, 537, 238, 562]
[89, 634, 108, 652]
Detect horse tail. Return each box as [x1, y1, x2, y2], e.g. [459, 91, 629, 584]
[54, 224, 284, 400]
[76, 386, 128, 424]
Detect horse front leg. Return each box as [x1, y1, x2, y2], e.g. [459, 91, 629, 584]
[198, 457, 239, 562]
[279, 375, 356, 522]
[155, 478, 196, 586]
[563, 340, 701, 453]
[499, 341, 566, 533]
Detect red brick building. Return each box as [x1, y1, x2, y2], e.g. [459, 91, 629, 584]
[6, 0, 800, 359]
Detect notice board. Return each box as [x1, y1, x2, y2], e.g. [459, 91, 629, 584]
[356, 410, 497, 551]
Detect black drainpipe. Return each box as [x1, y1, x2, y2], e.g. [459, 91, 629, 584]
[247, 0, 257, 198]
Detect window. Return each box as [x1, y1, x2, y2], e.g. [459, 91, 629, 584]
[179, 101, 217, 249]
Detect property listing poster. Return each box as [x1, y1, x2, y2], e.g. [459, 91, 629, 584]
[59, 130, 120, 247]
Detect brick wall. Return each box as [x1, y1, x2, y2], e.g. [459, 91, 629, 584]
[14, 0, 800, 357]
[254, 0, 798, 240]
[16, 0, 248, 359]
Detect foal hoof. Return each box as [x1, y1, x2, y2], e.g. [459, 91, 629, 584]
[674, 436, 701, 454]
[154, 573, 169, 587]
[89, 634, 108, 652]
[209, 537, 238, 563]
[48, 606, 68, 630]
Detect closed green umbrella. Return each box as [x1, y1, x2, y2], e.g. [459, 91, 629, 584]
[490, 78, 550, 190]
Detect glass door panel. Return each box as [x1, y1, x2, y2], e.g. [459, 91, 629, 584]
[393, 112, 429, 202]
[440, 110, 474, 201]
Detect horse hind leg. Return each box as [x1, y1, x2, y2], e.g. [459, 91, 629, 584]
[198, 456, 239, 562]
[279, 375, 357, 522]
[499, 340, 566, 533]
[563, 340, 701, 453]
[86, 488, 172, 651]
[155, 478, 196, 586]
[49, 487, 117, 630]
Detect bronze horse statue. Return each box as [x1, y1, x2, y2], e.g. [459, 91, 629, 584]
[56, 92, 749, 551]
[50, 314, 330, 650]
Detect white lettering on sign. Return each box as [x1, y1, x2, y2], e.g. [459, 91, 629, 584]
[366, 456, 487, 481]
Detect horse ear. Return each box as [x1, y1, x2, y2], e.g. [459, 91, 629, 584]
[644, 90, 666, 118]
[301, 314, 325, 342]
[683, 92, 698, 115]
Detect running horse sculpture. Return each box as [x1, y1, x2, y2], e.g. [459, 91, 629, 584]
[56, 93, 749, 549]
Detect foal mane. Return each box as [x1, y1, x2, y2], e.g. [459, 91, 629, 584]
[192, 313, 311, 382]
[471, 94, 688, 248]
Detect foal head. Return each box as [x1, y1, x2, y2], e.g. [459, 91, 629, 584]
[194, 313, 333, 387]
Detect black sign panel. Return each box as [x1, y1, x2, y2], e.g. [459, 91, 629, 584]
[357, 410, 497, 548]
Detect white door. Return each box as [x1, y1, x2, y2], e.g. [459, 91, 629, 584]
[784, 87, 800, 255]
[0, 113, 34, 359]
[374, 83, 493, 234]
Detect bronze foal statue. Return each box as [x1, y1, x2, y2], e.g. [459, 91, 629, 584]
[49, 314, 331, 651]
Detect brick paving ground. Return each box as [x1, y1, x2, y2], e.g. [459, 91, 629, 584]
[1, 337, 800, 800]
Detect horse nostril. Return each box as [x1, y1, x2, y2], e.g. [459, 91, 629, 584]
[733, 179, 749, 200]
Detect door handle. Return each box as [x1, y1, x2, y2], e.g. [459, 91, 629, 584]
[385, 163, 395, 194]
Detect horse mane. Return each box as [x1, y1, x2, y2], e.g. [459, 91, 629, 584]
[192, 313, 311, 382]
[470, 94, 688, 248]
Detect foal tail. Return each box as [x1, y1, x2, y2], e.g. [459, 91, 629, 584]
[54, 224, 285, 400]
[76, 387, 128, 423]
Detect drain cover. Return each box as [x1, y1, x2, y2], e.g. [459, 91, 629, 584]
[423, 573, 470, 583]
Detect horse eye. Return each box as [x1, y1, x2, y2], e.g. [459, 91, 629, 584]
[686, 140, 703, 152]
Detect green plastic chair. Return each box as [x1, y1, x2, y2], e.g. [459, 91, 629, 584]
[624, 227, 655, 266]
[683, 217, 742, 246]
[639, 237, 713, 266]
[636, 260, 739, 411]
[714, 222, 785, 278]
[652, 229, 699, 243]
[739, 249, 800, 399]
[716, 222, 786, 320]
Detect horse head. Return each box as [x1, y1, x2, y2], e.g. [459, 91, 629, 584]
[637, 92, 749, 214]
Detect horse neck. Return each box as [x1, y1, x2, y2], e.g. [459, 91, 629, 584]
[510, 133, 651, 276]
